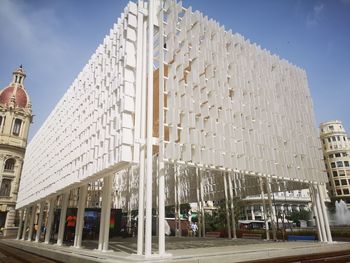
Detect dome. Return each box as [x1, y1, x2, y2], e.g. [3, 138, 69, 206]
[0, 86, 29, 108]
[0, 65, 30, 109]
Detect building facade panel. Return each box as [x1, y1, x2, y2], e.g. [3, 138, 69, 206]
[17, 2, 139, 209]
[161, 0, 325, 183]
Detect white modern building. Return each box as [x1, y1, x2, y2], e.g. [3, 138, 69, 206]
[320, 120, 350, 207]
[15, 0, 332, 258]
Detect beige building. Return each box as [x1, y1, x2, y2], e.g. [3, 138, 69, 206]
[320, 120, 350, 205]
[0, 66, 32, 236]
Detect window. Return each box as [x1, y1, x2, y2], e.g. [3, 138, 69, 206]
[333, 171, 338, 177]
[337, 161, 344, 167]
[343, 152, 348, 157]
[4, 158, 15, 172]
[339, 170, 345, 176]
[329, 125, 334, 131]
[335, 153, 341, 158]
[336, 189, 342, 195]
[344, 136, 347, 142]
[328, 138, 331, 143]
[0, 179, 11, 196]
[331, 162, 336, 168]
[335, 180, 340, 186]
[12, 119, 22, 136]
[322, 139, 325, 144]
[337, 136, 340, 141]
[332, 136, 336, 142]
[344, 189, 349, 195]
[344, 161, 349, 167]
[0, 116, 2, 127]
[341, 179, 347, 186]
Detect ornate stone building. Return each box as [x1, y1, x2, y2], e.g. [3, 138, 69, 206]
[0, 66, 32, 236]
[320, 120, 350, 206]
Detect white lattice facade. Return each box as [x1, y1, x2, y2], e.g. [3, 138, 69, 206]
[16, 2, 140, 209]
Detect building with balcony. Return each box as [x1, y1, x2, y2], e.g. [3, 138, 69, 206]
[0, 66, 32, 236]
[320, 120, 350, 206]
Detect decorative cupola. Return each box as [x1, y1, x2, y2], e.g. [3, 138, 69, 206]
[0, 65, 31, 109]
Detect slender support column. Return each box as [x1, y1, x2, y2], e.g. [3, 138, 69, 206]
[200, 169, 205, 237]
[251, 205, 255, 220]
[309, 184, 323, 242]
[102, 176, 113, 252]
[136, 3, 147, 255]
[228, 173, 237, 238]
[144, 0, 154, 257]
[223, 172, 232, 239]
[259, 177, 270, 240]
[314, 184, 327, 242]
[57, 192, 69, 246]
[16, 209, 24, 240]
[196, 167, 202, 237]
[98, 178, 108, 250]
[177, 165, 182, 237]
[266, 177, 277, 241]
[127, 168, 132, 235]
[45, 198, 56, 244]
[74, 185, 88, 248]
[318, 184, 332, 242]
[27, 204, 36, 241]
[21, 208, 29, 240]
[35, 202, 45, 242]
[174, 164, 179, 237]
[157, 0, 166, 255]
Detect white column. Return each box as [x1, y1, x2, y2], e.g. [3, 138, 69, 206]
[98, 178, 108, 251]
[174, 164, 179, 237]
[228, 173, 237, 239]
[45, 198, 56, 244]
[57, 192, 69, 246]
[223, 172, 232, 239]
[74, 185, 88, 248]
[16, 209, 24, 240]
[158, 0, 166, 256]
[177, 165, 182, 237]
[21, 207, 29, 240]
[196, 167, 202, 238]
[27, 204, 36, 241]
[259, 177, 270, 240]
[136, 2, 147, 255]
[314, 184, 327, 242]
[318, 184, 332, 242]
[309, 184, 323, 242]
[35, 201, 45, 242]
[200, 170, 205, 237]
[102, 176, 113, 252]
[251, 205, 255, 220]
[145, 0, 154, 257]
[266, 177, 277, 241]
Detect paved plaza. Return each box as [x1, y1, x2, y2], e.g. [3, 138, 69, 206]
[1, 237, 349, 263]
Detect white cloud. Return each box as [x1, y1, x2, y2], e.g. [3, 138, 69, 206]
[306, 3, 324, 28]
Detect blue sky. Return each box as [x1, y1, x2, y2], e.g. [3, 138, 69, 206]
[0, 0, 349, 140]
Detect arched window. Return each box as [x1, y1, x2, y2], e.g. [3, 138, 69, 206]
[0, 179, 12, 196]
[4, 158, 15, 172]
[12, 119, 22, 136]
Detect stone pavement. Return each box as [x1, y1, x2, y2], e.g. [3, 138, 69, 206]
[1, 237, 349, 263]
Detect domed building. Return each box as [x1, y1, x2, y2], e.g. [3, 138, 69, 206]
[0, 66, 32, 236]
